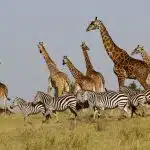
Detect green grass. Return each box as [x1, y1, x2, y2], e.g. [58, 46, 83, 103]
[0, 109, 150, 150]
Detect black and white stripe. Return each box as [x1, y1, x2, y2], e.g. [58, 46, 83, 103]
[76, 90, 132, 119]
[144, 89, 150, 103]
[130, 93, 147, 107]
[119, 86, 142, 99]
[33, 91, 79, 120]
[10, 97, 49, 122]
[119, 86, 149, 115]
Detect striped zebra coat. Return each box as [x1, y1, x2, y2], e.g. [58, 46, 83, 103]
[76, 90, 133, 119]
[33, 91, 81, 120]
[10, 97, 50, 122]
[119, 86, 149, 116]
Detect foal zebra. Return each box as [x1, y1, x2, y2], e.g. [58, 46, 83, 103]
[10, 97, 50, 123]
[33, 91, 80, 121]
[76, 90, 132, 119]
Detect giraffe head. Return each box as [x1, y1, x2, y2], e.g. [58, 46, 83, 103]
[62, 56, 68, 65]
[80, 42, 90, 51]
[37, 42, 44, 53]
[131, 45, 144, 55]
[86, 17, 103, 32]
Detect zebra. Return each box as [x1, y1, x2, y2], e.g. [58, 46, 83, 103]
[33, 91, 81, 121]
[119, 86, 149, 116]
[119, 86, 142, 99]
[10, 97, 50, 123]
[129, 93, 148, 116]
[76, 90, 133, 119]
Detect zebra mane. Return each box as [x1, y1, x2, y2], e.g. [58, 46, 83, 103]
[14, 97, 27, 103]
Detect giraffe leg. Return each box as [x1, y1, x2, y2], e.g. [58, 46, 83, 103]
[4, 95, 7, 114]
[54, 87, 58, 97]
[118, 76, 125, 90]
[64, 81, 70, 93]
[114, 67, 126, 89]
[57, 86, 63, 97]
[136, 76, 150, 90]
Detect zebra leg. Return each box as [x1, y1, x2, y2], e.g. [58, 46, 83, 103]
[42, 112, 51, 123]
[69, 107, 77, 119]
[97, 110, 101, 118]
[93, 107, 98, 120]
[119, 109, 126, 118]
[53, 111, 60, 122]
[24, 116, 27, 122]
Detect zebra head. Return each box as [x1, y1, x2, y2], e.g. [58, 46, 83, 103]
[10, 97, 25, 108]
[76, 90, 89, 102]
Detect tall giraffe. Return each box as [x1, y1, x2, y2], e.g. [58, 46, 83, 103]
[0, 82, 10, 114]
[131, 45, 150, 68]
[86, 17, 150, 90]
[62, 56, 96, 92]
[37, 42, 71, 97]
[81, 42, 105, 92]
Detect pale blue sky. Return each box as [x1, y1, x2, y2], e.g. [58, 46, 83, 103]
[0, 0, 150, 102]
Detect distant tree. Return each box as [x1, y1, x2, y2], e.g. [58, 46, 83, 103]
[127, 81, 142, 92]
[128, 81, 137, 90]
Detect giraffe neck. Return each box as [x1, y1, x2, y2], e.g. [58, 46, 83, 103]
[40, 46, 59, 74]
[98, 21, 128, 63]
[140, 50, 150, 64]
[82, 49, 94, 73]
[65, 59, 83, 82]
[48, 64, 60, 76]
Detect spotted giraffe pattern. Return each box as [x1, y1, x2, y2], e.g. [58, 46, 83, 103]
[131, 45, 150, 85]
[38, 42, 70, 97]
[62, 56, 96, 93]
[86, 17, 150, 90]
[81, 42, 105, 92]
[131, 45, 150, 68]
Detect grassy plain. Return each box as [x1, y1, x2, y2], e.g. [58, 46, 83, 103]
[0, 109, 150, 150]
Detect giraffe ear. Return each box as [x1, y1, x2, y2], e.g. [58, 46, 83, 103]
[95, 17, 97, 21]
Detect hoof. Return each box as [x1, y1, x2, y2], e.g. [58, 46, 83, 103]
[56, 120, 61, 123]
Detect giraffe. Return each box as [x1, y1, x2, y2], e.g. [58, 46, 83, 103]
[62, 56, 96, 93]
[131, 45, 150, 85]
[86, 17, 150, 90]
[0, 82, 10, 114]
[131, 45, 150, 68]
[37, 42, 71, 97]
[81, 41, 105, 92]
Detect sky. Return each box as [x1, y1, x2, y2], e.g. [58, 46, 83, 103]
[0, 0, 150, 104]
